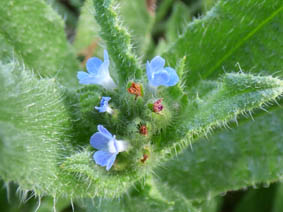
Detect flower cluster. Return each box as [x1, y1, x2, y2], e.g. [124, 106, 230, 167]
[77, 50, 179, 170]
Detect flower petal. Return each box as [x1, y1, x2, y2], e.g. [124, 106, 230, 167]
[93, 151, 116, 169]
[86, 57, 103, 74]
[95, 97, 111, 113]
[164, 67, 179, 86]
[101, 96, 111, 104]
[150, 56, 165, 72]
[97, 125, 113, 139]
[98, 60, 110, 77]
[151, 69, 170, 86]
[94, 106, 107, 113]
[77, 71, 100, 84]
[106, 154, 117, 171]
[77, 71, 89, 83]
[90, 132, 111, 150]
[146, 61, 153, 82]
[77, 71, 102, 84]
[104, 49, 109, 62]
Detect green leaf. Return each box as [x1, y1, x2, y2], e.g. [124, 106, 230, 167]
[157, 106, 283, 201]
[78, 177, 200, 212]
[158, 73, 283, 150]
[163, 0, 283, 89]
[92, 0, 142, 84]
[60, 149, 138, 198]
[0, 0, 79, 88]
[0, 34, 14, 63]
[0, 60, 143, 198]
[0, 60, 73, 196]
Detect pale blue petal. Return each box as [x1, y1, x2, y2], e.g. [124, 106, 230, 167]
[93, 151, 115, 168]
[106, 153, 117, 171]
[95, 106, 107, 113]
[77, 71, 100, 84]
[77, 71, 89, 82]
[151, 70, 170, 86]
[98, 125, 113, 139]
[96, 50, 110, 75]
[101, 96, 111, 103]
[164, 67, 179, 86]
[150, 56, 165, 72]
[104, 50, 109, 62]
[77, 72, 100, 84]
[98, 59, 110, 76]
[86, 57, 103, 74]
[90, 132, 111, 150]
[146, 61, 153, 81]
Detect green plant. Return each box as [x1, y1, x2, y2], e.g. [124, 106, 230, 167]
[0, 0, 282, 211]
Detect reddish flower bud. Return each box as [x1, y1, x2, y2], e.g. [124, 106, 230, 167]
[128, 82, 142, 99]
[141, 154, 148, 163]
[153, 98, 163, 113]
[139, 125, 148, 135]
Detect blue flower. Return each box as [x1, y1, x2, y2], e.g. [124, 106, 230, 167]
[77, 50, 116, 89]
[90, 125, 128, 171]
[95, 97, 112, 114]
[146, 56, 179, 87]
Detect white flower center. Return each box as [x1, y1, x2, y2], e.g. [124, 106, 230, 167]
[100, 73, 117, 90]
[106, 105, 113, 114]
[107, 137, 128, 153]
[107, 139, 117, 153]
[115, 140, 128, 152]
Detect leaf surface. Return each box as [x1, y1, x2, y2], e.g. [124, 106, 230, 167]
[0, 0, 79, 88]
[157, 107, 283, 201]
[163, 0, 283, 89]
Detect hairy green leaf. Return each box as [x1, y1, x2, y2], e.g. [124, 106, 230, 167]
[0, 60, 72, 196]
[0, 61, 133, 198]
[92, 0, 142, 84]
[78, 177, 199, 212]
[159, 73, 283, 151]
[60, 149, 139, 198]
[0, 0, 79, 88]
[163, 0, 283, 89]
[157, 106, 283, 201]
